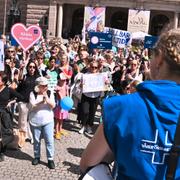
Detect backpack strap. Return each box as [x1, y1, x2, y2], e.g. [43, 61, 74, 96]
[166, 116, 180, 180]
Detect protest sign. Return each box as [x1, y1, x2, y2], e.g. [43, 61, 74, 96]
[144, 36, 158, 49]
[104, 27, 131, 48]
[89, 32, 112, 49]
[11, 23, 42, 51]
[82, 72, 109, 93]
[0, 40, 4, 71]
[127, 9, 150, 33]
[84, 7, 106, 32]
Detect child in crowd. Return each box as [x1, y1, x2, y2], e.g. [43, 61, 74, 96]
[54, 73, 69, 139]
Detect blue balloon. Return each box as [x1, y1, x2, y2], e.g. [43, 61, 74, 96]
[60, 97, 74, 111]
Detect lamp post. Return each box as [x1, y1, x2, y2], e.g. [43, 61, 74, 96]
[3, 0, 7, 35]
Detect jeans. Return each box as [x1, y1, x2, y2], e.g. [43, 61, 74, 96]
[30, 121, 54, 160]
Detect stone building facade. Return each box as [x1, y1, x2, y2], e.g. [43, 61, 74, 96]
[0, 0, 180, 39]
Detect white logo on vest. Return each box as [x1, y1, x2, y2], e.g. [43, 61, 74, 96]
[140, 129, 172, 165]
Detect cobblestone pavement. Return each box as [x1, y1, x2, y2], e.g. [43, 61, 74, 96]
[0, 110, 101, 180]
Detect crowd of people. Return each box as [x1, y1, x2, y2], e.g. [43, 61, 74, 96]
[0, 29, 164, 172]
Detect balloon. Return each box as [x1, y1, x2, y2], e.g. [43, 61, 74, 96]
[59, 97, 74, 111]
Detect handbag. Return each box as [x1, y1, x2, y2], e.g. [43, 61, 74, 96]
[166, 116, 180, 180]
[79, 162, 114, 180]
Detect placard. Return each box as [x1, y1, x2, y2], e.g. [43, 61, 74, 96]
[83, 72, 109, 93]
[144, 36, 158, 49]
[104, 27, 131, 48]
[84, 7, 106, 32]
[0, 40, 4, 71]
[89, 32, 112, 49]
[127, 9, 150, 33]
[11, 23, 42, 51]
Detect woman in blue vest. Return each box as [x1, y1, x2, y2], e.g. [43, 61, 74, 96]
[80, 28, 180, 179]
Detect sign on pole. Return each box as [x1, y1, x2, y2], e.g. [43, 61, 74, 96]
[89, 32, 112, 49]
[11, 23, 42, 51]
[84, 7, 106, 32]
[83, 72, 109, 93]
[0, 40, 4, 71]
[144, 36, 158, 49]
[104, 27, 131, 48]
[127, 9, 150, 33]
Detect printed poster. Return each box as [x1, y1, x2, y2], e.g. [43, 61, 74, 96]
[84, 7, 106, 32]
[127, 9, 150, 33]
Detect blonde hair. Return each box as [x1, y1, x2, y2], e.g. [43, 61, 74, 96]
[154, 28, 180, 74]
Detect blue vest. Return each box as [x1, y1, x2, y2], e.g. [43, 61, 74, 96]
[103, 80, 180, 180]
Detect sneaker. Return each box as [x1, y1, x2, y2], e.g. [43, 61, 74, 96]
[86, 126, 93, 134]
[32, 158, 40, 165]
[48, 160, 55, 169]
[0, 153, 5, 162]
[60, 129, 69, 136]
[54, 132, 61, 140]
[78, 126, 85, 134]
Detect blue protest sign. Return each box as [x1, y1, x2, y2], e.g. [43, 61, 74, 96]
[144, 36, 158, 49]
[104, 27, 131, 48]
[89, 32, 112, 49]
[10, 35, 19, 46]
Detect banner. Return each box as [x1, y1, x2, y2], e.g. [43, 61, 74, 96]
[144, 36, 158, 49]
[89, 32, 112, 49]
[11, 23, 42, 51]
[84, 7, 106, 32]
[83, 72, 109, 93]
[127, 9, 150, 33]
[104, 27, 131, 48]
[0, 40, 4, 71]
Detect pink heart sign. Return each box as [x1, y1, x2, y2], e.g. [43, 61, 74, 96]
[11, 23, 42, 51]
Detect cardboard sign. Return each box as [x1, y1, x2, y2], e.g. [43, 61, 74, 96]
[11, 23, 42, 51]
[89, 32, 112, 49]
[144, 36, 158, 49]
[104, 27, 131, 48]
[127, 9, 150, 33]
[0, 40, 4, 71]
[82, 72, 109, 93]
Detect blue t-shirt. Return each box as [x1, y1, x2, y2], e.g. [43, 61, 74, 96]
[103, 80, 180, 180]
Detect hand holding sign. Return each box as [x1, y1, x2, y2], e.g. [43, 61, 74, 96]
[11, 23, 42, 51]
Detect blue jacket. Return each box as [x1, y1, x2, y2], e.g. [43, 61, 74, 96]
[103, 80, 180, 180]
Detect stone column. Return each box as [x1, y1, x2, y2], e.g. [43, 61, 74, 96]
[47, 1, 57, 38]
[174, 12, 179, 29]
[57, 4, 63, 38]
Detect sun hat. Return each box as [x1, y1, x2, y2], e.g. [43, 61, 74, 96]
[34, 77, 48, 92]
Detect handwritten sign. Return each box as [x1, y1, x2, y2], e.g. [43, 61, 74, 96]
[83, 72, 109, 93]
[11, 23, 42, 51]
[89, 32, 112, 49]
[104, 27, 131, 48]
[127, 9, 150, 33]
[0, 40, 4, 71]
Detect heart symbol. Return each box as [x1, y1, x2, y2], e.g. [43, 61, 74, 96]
[11, 23, 42, 51]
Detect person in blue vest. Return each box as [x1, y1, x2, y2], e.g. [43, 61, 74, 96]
[80, 28, 180, 179]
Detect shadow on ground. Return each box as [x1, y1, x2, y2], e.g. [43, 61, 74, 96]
[63, 161, 81, 175]
[67, 147, 84, 158]
[5, 149, 33, 161]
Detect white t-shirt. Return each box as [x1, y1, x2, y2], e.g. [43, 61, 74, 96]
[29, 91, 55, 127]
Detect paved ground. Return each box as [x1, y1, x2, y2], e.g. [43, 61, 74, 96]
[0, 110, 101, 180]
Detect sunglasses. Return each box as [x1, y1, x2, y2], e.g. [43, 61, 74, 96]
[8, 50, 15, 53]
[91, 66, 98, 69]
[29, 65, 36, 69]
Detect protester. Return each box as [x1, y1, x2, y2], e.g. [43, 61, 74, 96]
[29, 76, 56, 169]
[80, 28, 180, 179]
[0, 72, 24, 161]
